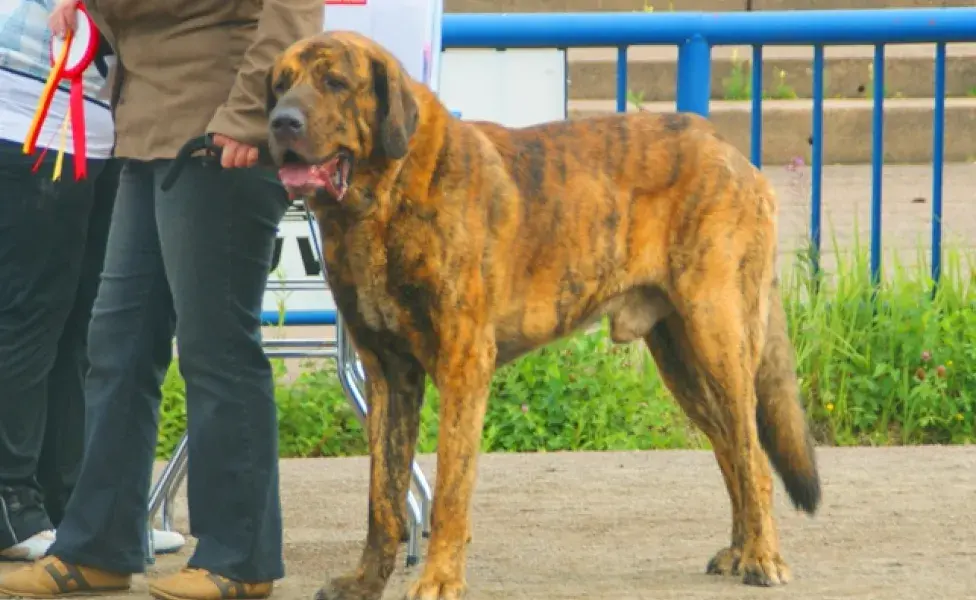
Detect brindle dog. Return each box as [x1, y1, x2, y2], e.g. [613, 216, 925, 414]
[266, 31, 822, 600]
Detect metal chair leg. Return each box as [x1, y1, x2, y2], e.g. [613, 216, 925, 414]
[145, 433, 189, 564]
[162, 449, 189, 532]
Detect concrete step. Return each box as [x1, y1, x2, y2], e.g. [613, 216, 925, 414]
[568, 44, 976, 101]
[763, 162, 975, 280]
[567, 97, 976, 164]
[445, 0, 973, 13]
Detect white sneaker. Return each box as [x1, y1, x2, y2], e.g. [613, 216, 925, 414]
[151, 528, 186, 554]
[0, 528, 185, 562]
[0, 529, 54, 561]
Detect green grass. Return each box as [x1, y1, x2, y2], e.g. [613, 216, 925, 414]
[157, 236, 976, 460]
[719, 53, 798, 101]
[786, 233, 975, 446]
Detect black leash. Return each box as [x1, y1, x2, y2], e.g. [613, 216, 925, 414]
[159, 134, 222, 192]
[160, 134, 274, 192]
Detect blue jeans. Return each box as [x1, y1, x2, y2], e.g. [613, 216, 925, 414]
[0, 139, 116, 548]
[48, 158, 290, 582]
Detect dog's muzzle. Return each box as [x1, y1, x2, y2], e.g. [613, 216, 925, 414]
[269, 105, 352, 202]
[270, 106, 307, 142]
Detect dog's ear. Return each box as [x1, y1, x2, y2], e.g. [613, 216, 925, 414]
[265, 69, 278, 116]
[371, 57, 418, 160]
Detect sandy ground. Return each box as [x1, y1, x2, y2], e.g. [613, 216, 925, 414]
[4, 446, 975, 600]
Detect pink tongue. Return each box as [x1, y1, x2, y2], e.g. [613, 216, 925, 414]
[278, 165, 316, 188]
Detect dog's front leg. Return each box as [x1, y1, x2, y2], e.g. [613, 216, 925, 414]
[316, 346, 426, 600]
[405, 330, 495, 600]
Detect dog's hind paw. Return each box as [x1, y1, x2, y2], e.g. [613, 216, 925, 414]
[314, 574, 384, 600]
[404, 574, 465, 600]
[740, 552, 791, 587]
[705, 546, 741, 576]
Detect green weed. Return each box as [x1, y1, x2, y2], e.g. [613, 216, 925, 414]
[722, 49, 751, 100]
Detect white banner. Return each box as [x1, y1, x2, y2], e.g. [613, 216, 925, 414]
[322, 0, 444, 89]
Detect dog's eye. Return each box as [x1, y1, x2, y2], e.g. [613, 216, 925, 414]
[324, 76, 347, 92]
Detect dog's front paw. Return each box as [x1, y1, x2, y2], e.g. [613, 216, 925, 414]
[404, 573, 466, 600]
[705, 546, 742, 576]
[314, 573, 385, 600]
[740, 551, 791, 587]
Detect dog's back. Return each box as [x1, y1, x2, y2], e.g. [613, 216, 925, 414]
[458, 111, 775, 363]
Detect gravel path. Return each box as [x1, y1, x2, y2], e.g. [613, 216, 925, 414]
[5, 447, 974, 599]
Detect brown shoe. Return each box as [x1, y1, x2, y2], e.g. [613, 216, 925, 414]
[0, 555, 131, 597]
[149, 568, 273, 600]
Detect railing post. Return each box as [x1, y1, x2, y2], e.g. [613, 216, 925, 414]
[676, 34, 711, 117]
[616, 46, 629, 113]
[869, 43, 885, 289]
[931, 42, 946, 290]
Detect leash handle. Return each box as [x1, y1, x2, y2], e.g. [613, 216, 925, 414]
[160, 134, 276, 192]
[159, 134, 220, 192]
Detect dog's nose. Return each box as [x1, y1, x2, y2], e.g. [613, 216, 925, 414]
[270, 107, 306, 137]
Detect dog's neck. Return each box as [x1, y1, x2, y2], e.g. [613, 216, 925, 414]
[345, 81, 454, 219]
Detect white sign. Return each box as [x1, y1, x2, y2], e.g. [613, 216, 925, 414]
[265, 207, 337, 319]
[438, 49, 567, 127]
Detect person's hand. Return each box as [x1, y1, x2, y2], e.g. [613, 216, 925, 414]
[211, 134, 259, 169]
[49, 0, 80, 39]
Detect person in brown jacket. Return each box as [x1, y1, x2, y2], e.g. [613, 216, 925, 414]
[0, 0, 323, 599]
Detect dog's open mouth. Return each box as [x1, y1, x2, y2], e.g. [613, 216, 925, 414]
[277, 149, 352, 202]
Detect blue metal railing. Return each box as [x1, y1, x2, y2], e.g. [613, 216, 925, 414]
[442, 7, 976, 288]
[261, 309, 337, 326]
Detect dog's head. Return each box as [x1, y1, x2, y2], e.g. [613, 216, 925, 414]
[266, 31, 419, 203]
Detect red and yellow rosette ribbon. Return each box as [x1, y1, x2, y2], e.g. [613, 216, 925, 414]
[23, 4, 100, 181]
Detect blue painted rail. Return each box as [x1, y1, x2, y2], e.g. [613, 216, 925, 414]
[442, 7, 976, 288]
[261, 309, 337, 326]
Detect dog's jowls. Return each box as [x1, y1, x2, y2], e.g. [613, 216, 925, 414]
[266, 31, 821, 600]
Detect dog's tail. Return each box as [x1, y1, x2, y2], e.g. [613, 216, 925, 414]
[754, 279, 822, 515]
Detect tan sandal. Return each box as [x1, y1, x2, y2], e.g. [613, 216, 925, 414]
[149, 568, 273, 600]
[0, 555, 130, 598]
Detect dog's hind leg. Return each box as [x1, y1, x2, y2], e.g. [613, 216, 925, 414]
[316, 346, 426, 600]
[644, 316, 746, 577]
[672, 277, 792, 587]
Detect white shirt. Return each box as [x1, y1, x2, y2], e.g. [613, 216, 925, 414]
[0, 68, 114, 158]
[0, 0, 115, 158]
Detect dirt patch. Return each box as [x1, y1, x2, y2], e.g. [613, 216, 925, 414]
[3, 447, 975, 599]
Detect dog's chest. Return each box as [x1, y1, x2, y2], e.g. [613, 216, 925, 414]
[353, 272, 401, 334]
[322, 228, 403, 334]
